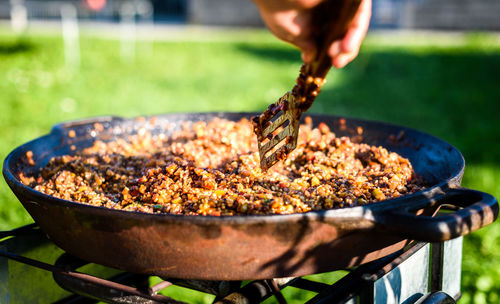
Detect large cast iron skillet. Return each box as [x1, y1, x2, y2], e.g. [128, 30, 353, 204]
[3, 113, 498, 280]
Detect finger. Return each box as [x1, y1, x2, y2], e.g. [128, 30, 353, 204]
[299, 39, 317, 63]
[265, 9, 317, 62]
[329, 0, 371, 68]
[329, 38, 358, 68]
[332, 50, 358, 68]
[329, 40, 342, 57]
[341, 0, 372, 54]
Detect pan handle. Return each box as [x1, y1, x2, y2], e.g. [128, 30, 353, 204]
[373, 188, 498, 242]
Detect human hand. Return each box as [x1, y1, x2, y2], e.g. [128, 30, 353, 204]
[253, 0, 371, 68]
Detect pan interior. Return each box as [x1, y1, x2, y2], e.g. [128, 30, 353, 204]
[6, 112, 464, 201]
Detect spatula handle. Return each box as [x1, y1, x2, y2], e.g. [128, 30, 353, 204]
[305, 0, 363, 78]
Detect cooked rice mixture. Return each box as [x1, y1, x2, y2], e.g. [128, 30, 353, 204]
[20, 118, 424, 216]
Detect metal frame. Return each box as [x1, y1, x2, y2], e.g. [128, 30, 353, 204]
[0, 224, 462, 303]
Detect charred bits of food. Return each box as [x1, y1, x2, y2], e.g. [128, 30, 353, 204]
[21, 118, 424, 216]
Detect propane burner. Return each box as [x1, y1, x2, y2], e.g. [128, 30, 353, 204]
[0, 224, 461, 303]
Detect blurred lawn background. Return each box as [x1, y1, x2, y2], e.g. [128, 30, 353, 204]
[0, 26, 499, 303]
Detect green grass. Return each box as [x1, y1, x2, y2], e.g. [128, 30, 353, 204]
[0, 27, 499, 303]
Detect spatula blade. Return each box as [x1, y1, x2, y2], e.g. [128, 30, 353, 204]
[252, 91, 300, 171]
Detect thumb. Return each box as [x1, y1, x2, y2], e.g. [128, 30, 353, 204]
[299, 40, 317, 63]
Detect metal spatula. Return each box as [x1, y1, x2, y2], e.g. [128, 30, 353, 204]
[253, 0, 362, 171]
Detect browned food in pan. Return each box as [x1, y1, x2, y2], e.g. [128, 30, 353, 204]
[19, 118, 424, 216]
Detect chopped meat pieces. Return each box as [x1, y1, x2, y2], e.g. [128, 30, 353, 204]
[21, 118, 424, 216]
